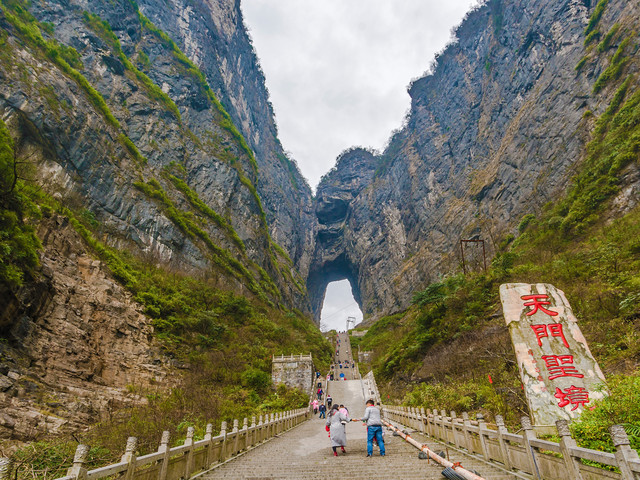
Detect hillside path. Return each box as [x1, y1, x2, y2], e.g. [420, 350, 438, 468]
[202, 334, 519, 480]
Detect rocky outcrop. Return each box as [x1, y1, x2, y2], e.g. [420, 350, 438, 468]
[307, 148, 378, 321]
[0, 0, 311, 444]
[0, 216, 168, 444]
[0, 0, 312, 311]
[307, 0, 640, 320]
[133, 0, 316, 272]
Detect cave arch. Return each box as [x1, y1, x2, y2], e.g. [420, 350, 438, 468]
[307, 253, 362, 324]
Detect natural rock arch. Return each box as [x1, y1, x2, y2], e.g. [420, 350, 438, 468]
[306, 148, 377, 322]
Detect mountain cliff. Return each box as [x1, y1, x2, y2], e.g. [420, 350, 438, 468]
[308, 0, 640, 321]
[1, 0, 639, 452]
[0, 0, 322, 446]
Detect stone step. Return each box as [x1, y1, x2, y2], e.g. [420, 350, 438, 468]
[203, 335, 519, 480]
[202, 415, 520, 480]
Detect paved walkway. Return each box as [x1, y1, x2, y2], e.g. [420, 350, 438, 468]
[203, 380, 517, 479]
[203, 335, 519, 479]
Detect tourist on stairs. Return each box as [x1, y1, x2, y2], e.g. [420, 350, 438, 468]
[355, 399, 385, 457]
[326, 404, 350, 456]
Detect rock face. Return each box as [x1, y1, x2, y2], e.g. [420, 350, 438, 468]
[0, 216, 168, 443]
[1, 0, 639, 443]
[307, 148, 378, 321]
[0, 0, 312, 309]
[134, 0, 316, 272]
[0, 0, 311, 443]
[307, 0, 640, 321]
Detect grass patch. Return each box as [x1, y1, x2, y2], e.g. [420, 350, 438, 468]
[593, 37, 631, 94]
[166, 172, 246, 253]
[133, 178, 267, 299]
[118, 134, 147, 165]
[597, 23, 620, 53]
[584, 0, 609, 37]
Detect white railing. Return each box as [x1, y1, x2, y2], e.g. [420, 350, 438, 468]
[383, 406, 640, 480]
[272, 354, 312, 362]
[0, 409, 310, 480]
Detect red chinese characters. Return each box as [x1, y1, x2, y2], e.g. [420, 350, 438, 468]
[554, 386, 590, 411]
[530, 323, 570, 348]
[521, 294, 558, 316]
[522, 293, 590, 411]
[541, 355, 584, 380]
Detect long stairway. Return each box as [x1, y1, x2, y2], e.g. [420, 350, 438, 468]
[202, 334, 519, 480]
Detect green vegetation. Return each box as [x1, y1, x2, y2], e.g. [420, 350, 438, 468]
[571, 373, 640, 452]
[0, 118, 41, 290]
[11, 442, 112, 480]
[585, 29, 601, 47]
[118, 134, 147, 164]
[166, 173, 246, 253]
[593, 37, 631, 94]
[82, 11, 181, 121]
[575, 55, 588, 72]
[597, 23, 620, 53]
[136, 50, 150, 68]
[584, 0, 609, 37]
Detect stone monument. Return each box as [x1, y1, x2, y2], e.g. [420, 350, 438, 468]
[500, 283, 607, 426]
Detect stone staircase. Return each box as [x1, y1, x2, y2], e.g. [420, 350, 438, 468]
[203, 378, 520, 479]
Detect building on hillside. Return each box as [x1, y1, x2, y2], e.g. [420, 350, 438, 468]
[271, 354, 314, 394]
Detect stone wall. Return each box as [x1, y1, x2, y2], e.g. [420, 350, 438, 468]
[271, 355, 314, 394]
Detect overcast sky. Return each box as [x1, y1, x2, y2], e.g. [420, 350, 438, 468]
[240, 0, 480, 331]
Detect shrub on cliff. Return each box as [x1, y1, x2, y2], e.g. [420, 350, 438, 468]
[0, 118, 41, 290]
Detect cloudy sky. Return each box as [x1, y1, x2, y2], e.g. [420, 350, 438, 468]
[240, 0, 480, 331]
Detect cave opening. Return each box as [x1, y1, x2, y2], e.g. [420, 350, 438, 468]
[319, 279, 363, 332]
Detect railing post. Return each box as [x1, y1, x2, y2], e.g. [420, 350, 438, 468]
[205, 424, 214, 468]
[448, 411, 456, 445]
[232, 419, 240, 455]
[556, 419, 584, 480]
[426, 409, 432, 437]
[420, 407, 426, 434]
[462, 412, 472, 452]
[269, 413, 275, 438]
[242, 418, 249, 450]
[121, 437, 138, 480]
[440, 410, 447, 442]
[477, 414, 489, 459]
[158, 431, 171, 480]
[495, 415, 512, 470]
[0, 458, 13, 480]
[250, 416, 256, 447]
[451, 411, 460, 448]
[184, 426, 195, 479]
[219, 421, 228, 462]
[610, 424, 640, 480]
[66, 445, 89, 480]
[521, 416, 542, 479]
[258, 415, 264, 442]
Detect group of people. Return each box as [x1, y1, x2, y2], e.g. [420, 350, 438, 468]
[325, 399, 385, 457]
[311, 394, 332, 418]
